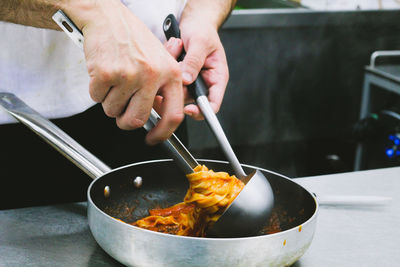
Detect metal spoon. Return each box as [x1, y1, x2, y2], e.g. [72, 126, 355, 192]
[163, 15, 274, 237]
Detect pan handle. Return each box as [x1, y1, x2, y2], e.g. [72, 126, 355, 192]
[0, 93, 111, 179]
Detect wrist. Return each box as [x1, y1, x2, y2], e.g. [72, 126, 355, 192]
[59, 0, 106, 30]
[180, 0, 234, 30]
[180, 11, 220, 32]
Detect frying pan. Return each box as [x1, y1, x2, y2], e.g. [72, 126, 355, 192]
[0, 93, 318, 266]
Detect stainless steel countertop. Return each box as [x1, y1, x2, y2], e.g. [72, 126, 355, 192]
[294, 167, 400, 267]
[1, 167, 399, 266]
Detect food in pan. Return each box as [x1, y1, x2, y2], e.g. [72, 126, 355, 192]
[132, 165, 244, 237]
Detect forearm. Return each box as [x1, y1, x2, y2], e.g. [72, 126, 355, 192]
[180, 0, 237, 29]
[0, 0, 101, 31]
[0, 0, 65, 30]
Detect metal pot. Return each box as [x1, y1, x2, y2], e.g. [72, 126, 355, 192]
[89, 159, 317, 266]
[0, 93, 318, 266]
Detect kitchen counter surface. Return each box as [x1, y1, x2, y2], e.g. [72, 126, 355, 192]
[293, 166, 400, 267]
[1, 166, 399, 266]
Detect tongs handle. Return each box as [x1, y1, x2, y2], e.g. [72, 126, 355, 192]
[52, 10, 198, 174]
[163, 15, 246, 179]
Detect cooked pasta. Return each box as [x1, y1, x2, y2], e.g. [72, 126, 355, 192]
[132, 165, 244, 237]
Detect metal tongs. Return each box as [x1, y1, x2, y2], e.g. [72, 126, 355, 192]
[52, 11, 274, 237]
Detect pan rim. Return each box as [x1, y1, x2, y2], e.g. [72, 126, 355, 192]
[87, 158, 319, 241]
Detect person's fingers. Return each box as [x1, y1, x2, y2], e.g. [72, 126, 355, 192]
[101, 86, 137, 118]
[153, 95, 164, 115]
[204, 83, 225, 114]
[183, 65, 228, 120]
[164, 41, 193, 103]
[184, 104, 203, 120]
[164, 37, 183, 59]
[201, 69, 228, 114]
[116, 86, 156, 131]
[191, 48, 229, 116]
[185, 84, 224, 120]
[101, 70, 140, 117]
[88, 69, 115, 103]
[101, 85, 125, 118]
[145, 77, 184, 145]
[180, 39, 210, 85]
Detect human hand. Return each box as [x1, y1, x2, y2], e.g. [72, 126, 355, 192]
[64, 0, 184, 145]
[175, 19, 229, 120]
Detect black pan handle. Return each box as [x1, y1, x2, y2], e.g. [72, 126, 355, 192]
[163, 14, 208, 99]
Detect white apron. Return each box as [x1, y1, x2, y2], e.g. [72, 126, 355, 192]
[0, 0, 186, 123]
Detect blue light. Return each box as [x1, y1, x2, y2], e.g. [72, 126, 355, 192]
[386, 149, 394, 158]
[397, 150, 400, 156]
[389, 135, 395, 141]
[395, 139, 400, 145]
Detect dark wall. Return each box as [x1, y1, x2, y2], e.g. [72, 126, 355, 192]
[187, 10, 400, 177]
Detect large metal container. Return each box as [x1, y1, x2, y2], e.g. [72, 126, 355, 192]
[88, 159, 318, 266]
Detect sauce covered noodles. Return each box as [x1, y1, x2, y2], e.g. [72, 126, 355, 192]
[132, 165, 244, 237]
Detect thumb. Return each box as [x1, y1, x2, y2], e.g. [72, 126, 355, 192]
[180, 41, 208, 85]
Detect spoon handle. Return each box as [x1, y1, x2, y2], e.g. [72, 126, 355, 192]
[163, 14, 246, 179]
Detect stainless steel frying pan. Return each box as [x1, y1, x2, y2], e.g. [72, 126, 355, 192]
[0, 93, 318, 267]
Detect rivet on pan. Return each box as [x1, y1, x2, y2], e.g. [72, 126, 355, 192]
[133, 176, 143, 188]
[104, 186, 110, 198]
